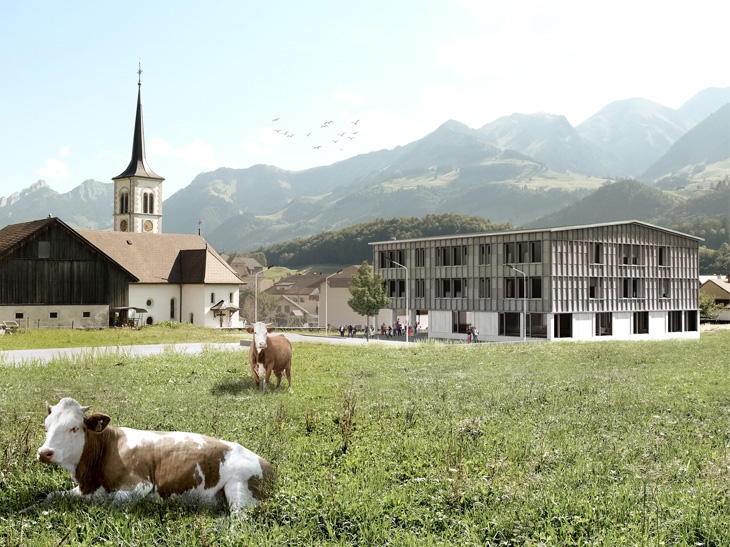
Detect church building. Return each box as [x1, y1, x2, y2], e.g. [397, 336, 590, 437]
[0, 68, 243, 330]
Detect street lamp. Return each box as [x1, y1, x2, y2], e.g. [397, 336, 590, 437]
[386, 257, 409, 344]
[506, 264, 526, 341]
[325, 269, 343, 336]
[254, 265, 275, 323]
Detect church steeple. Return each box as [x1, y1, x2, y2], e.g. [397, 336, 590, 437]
[112, 63, 164, 234]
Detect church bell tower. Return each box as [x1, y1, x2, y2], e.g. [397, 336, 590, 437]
[112, 63, 164, 233]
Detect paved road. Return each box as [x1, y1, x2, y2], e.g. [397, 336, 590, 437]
[0, 333, 408, 365]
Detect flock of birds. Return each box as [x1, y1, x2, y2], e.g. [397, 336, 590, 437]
[270, 117, 361, 152]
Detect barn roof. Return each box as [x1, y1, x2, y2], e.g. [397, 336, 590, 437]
[265, 272, 325, 296]
[0, 217, 138, 281]
[78, 230, 241, 285]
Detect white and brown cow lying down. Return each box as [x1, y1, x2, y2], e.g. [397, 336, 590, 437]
[36, 397, 274, 513]
[246, 321, 292, 392]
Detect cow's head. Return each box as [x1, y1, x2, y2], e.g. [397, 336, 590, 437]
[37, 398, 111, 473]
[247, 321, 275, 353]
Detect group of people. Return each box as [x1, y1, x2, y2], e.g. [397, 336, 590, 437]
[336, 322, 421, 339]
[467, 324, 479, 343]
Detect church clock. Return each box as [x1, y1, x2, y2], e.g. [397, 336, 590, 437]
[120, 220, 128, 232]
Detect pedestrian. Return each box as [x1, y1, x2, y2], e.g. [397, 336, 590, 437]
[472, 327, 479, 343]
[467, 325, 472, 343]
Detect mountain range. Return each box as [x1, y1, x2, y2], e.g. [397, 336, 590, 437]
[2, 87, 728, 253]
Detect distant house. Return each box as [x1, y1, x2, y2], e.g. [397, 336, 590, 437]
[264, 273, 323, 326]
[700, 274, 730, 321]
[0, 217, 137, 329]
[220, 254, 262, 279]
[315, 265, 388, 330]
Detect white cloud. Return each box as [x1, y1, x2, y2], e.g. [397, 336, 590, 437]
[334, 88, 367, 106]
[38, 158, 68, 179]
[58, 145, 70, 157]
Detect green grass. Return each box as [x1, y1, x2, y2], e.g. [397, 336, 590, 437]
[0, 322, 239, 350]
[2, 331, 729, 546]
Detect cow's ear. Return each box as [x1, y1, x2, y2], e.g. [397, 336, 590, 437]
[267, 326, 276, 333]
[45, 401, 52, 416]
[85, 413, 111, 433]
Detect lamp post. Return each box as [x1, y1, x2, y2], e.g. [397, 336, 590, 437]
[506, 264, 526, 341]
[386, 258, 409, 344]
[325, 269, 343, 336]
[254, 265, 275, 323]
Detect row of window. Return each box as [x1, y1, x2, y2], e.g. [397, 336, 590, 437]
[118, 191, 156, 214]
[387, 276, 676, 300]
[380, 242, 672, 268]
[14, 311, 92, 320]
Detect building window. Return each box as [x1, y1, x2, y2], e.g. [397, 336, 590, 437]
[504, 242, 515, 263]
[452, 311, 469, 334]
[49, 312, 58, 319]
[591, 242, 602, 264]
[668, 310, 682, 332]
[211, 292, 216, 304]
[530, 241, 542, 262]
[452, 246, 467, 266]
[622, 278, 641, 298]
[119, 191, 129, 214]
[518, 242, 529, 263]
[15, 313, 23, 319]
[398, 279, 406, 297]
[530, 277, 542, 299]
[170, 298, 176, 319]
[660, 279, 670, 298]
[685, 311, 698, 331]
[142, 191, 155, 214]
[554, 314, 572, 338]
[499, 312, 521, 336]
[415, 279, 425, 298]
[415, 248, 425, 267]
[633, 311, 649, 334]
[38, 241, 51, 259]
[589, 277, 603, 299]
[504, 277, 516, 298]
[479, 244, 491, 265]
[479, 277, 491, 298]
[529, 313, 548, 338]
[595, 312, 612, 336]
[437, 278, 452, 298]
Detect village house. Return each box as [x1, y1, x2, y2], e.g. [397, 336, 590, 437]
[699, 274, 730, 321]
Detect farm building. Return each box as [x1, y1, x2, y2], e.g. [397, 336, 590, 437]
[371, 220, 701, 342]
[0, 217, 137, 329]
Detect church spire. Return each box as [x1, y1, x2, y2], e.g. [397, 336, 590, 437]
[113, 62, 164, 181]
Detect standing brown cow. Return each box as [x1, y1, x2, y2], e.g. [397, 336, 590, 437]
[246, 322, 292, 392]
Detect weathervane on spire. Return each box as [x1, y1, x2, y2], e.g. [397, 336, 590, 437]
[137, 61, 143, 87]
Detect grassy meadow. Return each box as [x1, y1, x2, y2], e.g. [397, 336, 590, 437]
[1, 329, 729, 546]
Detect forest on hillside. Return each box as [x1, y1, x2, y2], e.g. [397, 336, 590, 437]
[250, 214, 513, 269]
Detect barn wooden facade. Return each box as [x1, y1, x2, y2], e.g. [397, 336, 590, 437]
[0, 217, 137, 329]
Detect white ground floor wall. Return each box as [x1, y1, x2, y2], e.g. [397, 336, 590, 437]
[0, 305, 109, 330]
[427, 309, 700, 342]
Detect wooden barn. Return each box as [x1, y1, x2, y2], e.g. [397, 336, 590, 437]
[0, 216, 137, 329]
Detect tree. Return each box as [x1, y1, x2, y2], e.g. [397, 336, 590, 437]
[699, 292, 723, 321]
[239, 287, 279, 324]
[348, 261, 390, 339]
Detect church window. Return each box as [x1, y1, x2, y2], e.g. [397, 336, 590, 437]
[170, 298, 176, 319]
[119, 191, 129, 214]
[143, 192, 155, 214]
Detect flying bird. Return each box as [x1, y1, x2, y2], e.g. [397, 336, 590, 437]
[338, 132, 345, 136]
[272, 118, 280, 122]
[314, 145, 322, 149]
[306, 132, 312, 136]
[347, 136, 354, 140]
[332, 139, 339, 143]
[273, 129, 282, 133]
[352, 119, 359, 125]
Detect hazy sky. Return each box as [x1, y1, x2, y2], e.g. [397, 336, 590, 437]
[1, 0, 727, 199]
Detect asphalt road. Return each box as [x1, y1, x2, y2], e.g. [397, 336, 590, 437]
[0, 333, 408, 365]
